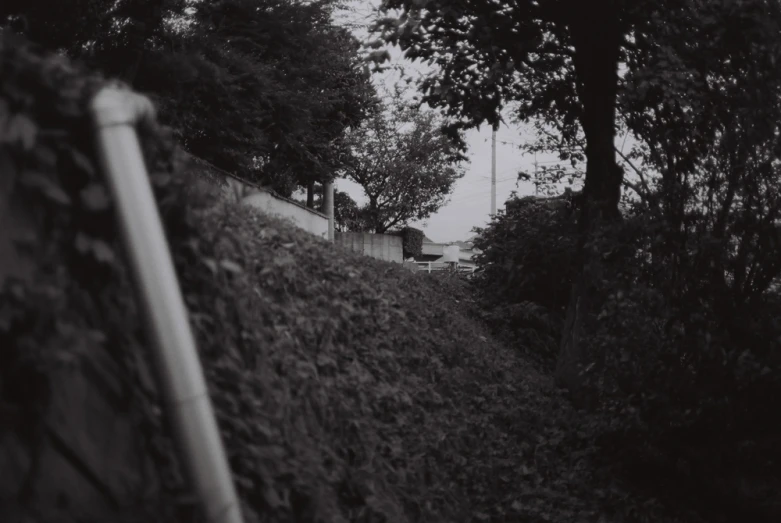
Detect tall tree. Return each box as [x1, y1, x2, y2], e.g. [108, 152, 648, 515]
[2, 0, 378, 195]
[373, 0, 634, 393]
[342, 98, 465, 233]
[374, 0, 781, 394]
[187, 0, 377, 193]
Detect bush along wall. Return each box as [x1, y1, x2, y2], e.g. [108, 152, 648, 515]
[391, 226, 424, 259]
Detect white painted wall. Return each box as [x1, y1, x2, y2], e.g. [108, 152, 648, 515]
[421, 242, 444, 257]
[442, 245, 460, 263]
[223, 177, 329, 239]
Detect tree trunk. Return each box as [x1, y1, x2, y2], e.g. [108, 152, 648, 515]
[367, 197, 382, 233]
[306, 181, 315, 208]
[556, 10, 623, 399]
[120, 1, 165, 84]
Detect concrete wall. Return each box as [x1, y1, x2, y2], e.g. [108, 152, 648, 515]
[335, 232, 403, 263]
[185, 153, 329, 240]
[223, 177, 329, 240]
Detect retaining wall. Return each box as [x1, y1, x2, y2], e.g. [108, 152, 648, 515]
[224, 177, 329, 240]
[335, 232, 403, 263]
[185, 153, 329, 240]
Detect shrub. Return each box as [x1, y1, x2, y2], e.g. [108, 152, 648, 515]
[583, 214, 781, 522]
[470, 192, 578, 366]
[471, 186, 781, 519]
[391, 226, 424, 259]
[473, 193, 578, 313]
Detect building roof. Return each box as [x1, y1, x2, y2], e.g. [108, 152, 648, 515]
[421, 242, 444, 256]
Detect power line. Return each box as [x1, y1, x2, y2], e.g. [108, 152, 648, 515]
[448, 189, 495, 206]
[479, 175, 518, 183]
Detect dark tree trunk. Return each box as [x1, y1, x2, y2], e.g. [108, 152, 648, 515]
[120, 1, 165, 84]
[306, 181, 315, 208]
[556, 9, 624, 399]
[367, 197, 382, 233]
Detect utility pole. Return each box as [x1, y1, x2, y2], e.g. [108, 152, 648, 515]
[534, 152, 539, 196]
[324, 180, 335, 242]
[491, 126, 497, 216]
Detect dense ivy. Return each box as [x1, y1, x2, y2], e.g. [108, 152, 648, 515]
[0, 31, 184, 521]
[396, 226, 424, 259]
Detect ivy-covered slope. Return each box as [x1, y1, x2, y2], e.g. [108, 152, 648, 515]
[1, 33, 703, 523]
[0, 32, 553, 522]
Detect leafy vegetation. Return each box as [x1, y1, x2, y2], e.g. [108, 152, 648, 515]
[472, 193, 578, 368]
[5, 0, 781, 522]
[2, 0, 377, 195]
[341, 96, 466, 233]
[0, 34, 682, 523]
[396, 226, 424, 259]
[471, 188, 781, 521]
[375, 0, 781, 394]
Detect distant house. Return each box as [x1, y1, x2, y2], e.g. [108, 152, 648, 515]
[413, 235, 481, 273]
[450, 238, 481, 272]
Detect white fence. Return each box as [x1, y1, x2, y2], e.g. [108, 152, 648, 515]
[415, 261, 476, 274]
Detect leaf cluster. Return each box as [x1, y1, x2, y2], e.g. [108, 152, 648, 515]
[2, 0, 378, 194]
[397, 226, 424, 259]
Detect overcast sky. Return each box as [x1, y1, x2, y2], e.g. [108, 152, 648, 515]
[335, 2, 566, 243]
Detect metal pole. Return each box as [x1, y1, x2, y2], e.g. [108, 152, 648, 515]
[491, 126, 497, 216]
[89, 88, 244, 523]
[534, 152, 539, 196]
[324, 180, 335, 242]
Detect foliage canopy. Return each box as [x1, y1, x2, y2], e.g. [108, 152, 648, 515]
[342, 97, 465, 233]
[2, 0, 378, 194]
[376, 0, 781, 394]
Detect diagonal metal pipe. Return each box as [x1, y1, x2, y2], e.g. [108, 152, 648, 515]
[89, 87, 243, 523]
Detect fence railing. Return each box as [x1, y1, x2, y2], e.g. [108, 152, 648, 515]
[414, 262, 476, 274]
